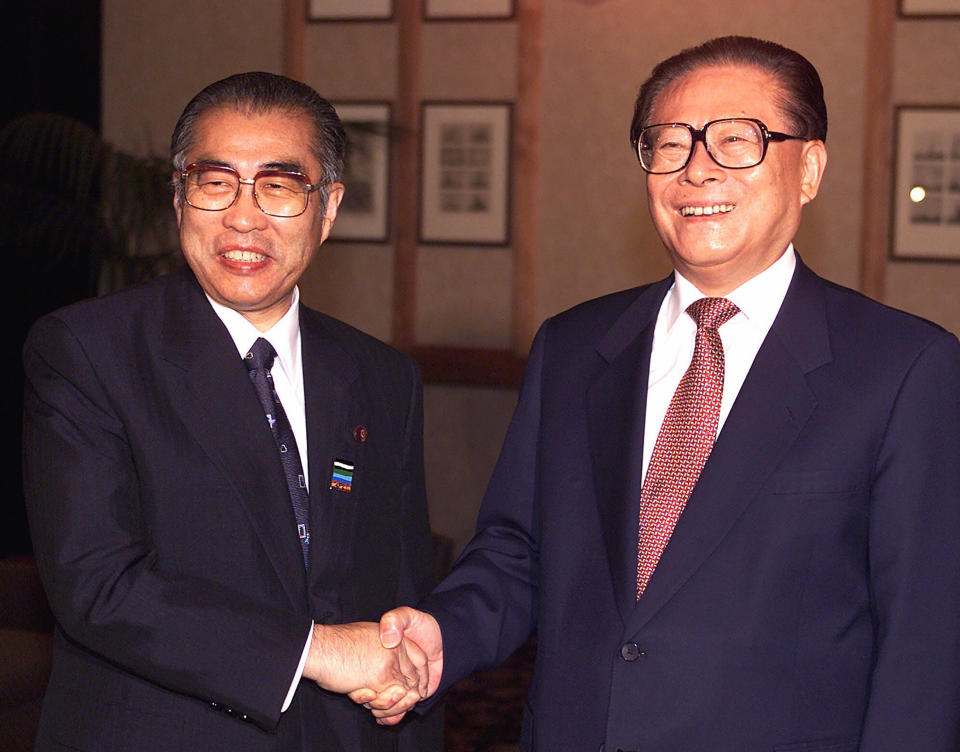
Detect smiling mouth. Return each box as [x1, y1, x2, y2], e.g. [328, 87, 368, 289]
[679, 204, 735, 217]
[221, 249, 267, 263]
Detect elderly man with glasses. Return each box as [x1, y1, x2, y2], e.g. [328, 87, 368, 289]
[23, 72, 441, 752]
[366, 36, 960, 752]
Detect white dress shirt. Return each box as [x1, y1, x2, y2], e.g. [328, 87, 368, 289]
[206, 287, 312, 712]
[641, 245, 796, 485]
[207, 287, 310, 490]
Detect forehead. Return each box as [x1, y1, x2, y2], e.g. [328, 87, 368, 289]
[651, 64, 786, 128]
[187, 106, 318, 173]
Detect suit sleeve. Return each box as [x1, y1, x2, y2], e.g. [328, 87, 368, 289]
[22, 315, 310, 730]
[419, 325, 545, 695]
[859, 331, 960, 750]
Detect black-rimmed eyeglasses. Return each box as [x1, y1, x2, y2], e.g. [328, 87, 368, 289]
[178, 163, 323, 218]
[633, 118, 806, 174]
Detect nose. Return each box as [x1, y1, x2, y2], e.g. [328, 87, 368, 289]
[222, 181, 269, 232]
[680, 140, 724, 185]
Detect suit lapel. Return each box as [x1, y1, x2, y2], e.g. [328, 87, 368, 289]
[625, 260, 833, 634]
[588, 278, 671, 624]
[157, 270, 307, 611]
[299, 309, 362, 622]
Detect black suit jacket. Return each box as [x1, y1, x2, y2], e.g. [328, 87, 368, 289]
[422, 258, 960, 752]
[23, 267, 441, 751]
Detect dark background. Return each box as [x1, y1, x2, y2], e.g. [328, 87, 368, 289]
[2, 1, 101, 555]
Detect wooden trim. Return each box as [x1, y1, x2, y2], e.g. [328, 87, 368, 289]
[512, 0, 542, 354]
[282, 0, 307, 80]
[410, 345, 526, 386]
[391, 0, 423, 350]
[858, 0, 896, 299]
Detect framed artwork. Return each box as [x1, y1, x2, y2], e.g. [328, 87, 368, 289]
[890, 106, 960, 261]
[419, 102, 512, 245]
[898, 0, 960, 16]
[424, 0, 515, 19]
[308, 0, 393, 21]
[331, 102, 392, 243]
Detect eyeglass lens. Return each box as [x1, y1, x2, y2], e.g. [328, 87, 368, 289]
[639, 119, 766, 173]
[184, 166, 311, 217]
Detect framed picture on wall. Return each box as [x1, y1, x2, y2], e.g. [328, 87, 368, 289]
[420, 102, 512, 245]
[890, 106, 960, 261]
[424, 0, 515, 20]
[331, 102, 392, 243]
[898, 0, 960, 17]
[308, 0, 393, 21]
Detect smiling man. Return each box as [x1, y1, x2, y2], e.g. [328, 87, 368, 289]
[368, 37, 960, 751]
[23, 72, 440, 752]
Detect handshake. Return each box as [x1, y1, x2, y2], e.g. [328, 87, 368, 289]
[302, 607, 442, 725]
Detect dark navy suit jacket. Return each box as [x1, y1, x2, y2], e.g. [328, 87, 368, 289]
[422, 258, 960, 752]
[23, 267, 441, 752]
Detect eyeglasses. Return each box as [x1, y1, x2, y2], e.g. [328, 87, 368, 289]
[179, 163, 323, 217]
[634, 118, 805, 174]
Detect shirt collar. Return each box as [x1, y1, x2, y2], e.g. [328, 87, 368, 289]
[662, 244, 796, 334]
[205, 287, 302, 384]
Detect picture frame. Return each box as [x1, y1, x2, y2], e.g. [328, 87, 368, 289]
[307, 0, 393, 21]
[898, 0, 960, 17]
[419, 102, 512, 246]
[890, 106, 960, 261]
[331, 102, 392, 243]
[424, 0, 515, 20]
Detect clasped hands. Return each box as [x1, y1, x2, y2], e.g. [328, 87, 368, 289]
[303, 608, 442, 725]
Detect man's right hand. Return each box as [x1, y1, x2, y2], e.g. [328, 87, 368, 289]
[303, 621, 427, 720]
[347, 607, 443, 724]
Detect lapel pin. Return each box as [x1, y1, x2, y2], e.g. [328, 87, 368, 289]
[330, 459, 355, 492]
[353, 425, 368, 443]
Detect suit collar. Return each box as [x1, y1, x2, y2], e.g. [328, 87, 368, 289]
[589, 276, 673, 623]
[627, 257, 832, 633]
[596, 276, 674, 364]
[157, 268, 310, 610]
[590, 260, 834, 633]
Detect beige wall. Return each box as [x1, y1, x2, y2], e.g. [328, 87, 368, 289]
[887, 18, 960, 331]
[102, 0, 960, 555]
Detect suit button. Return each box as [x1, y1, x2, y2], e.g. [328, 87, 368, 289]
[620, 642, 645, 661]
[209, 701, 221, 711]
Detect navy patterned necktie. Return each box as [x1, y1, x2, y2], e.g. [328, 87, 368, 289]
[636, 297, 740, 597]
[244, 337, 310, 568]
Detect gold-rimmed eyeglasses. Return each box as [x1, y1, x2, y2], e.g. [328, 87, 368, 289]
[178, 163, 324, 218]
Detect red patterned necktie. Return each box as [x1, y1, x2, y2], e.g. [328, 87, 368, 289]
[636, 297, 740, 598]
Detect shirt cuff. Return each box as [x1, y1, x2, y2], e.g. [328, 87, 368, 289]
[282, 621, 314, 712]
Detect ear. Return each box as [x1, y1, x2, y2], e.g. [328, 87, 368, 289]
[798, 140, 827, 206]
[173, 173, 184, 226]
[318, 182, 345, 243]
[324, 183, 345, 222]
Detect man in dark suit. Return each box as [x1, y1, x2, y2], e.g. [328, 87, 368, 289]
[23, 72, 439, 751]
[366, 36, 960, 751]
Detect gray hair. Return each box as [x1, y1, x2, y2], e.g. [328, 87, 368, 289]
[170, 71, 346, 210]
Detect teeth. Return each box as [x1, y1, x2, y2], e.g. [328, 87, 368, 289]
[680, 204, 734, 217]
[222, 249, 266, 262]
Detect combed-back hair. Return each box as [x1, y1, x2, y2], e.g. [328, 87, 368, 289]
[170, 71, 345, 209]
[630, 36, 827, 150]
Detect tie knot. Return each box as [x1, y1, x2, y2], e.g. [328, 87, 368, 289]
[686, 297, 739, 330]
[244, 337, 277, 372]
